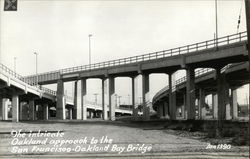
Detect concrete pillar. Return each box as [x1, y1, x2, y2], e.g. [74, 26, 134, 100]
[186, 67, 195, 120]
[43, 104, 49, 120]
[232, 89, 238, 119]
[132, 76, 139, 118]
[163, 101, 169, 118]
[56, 79, 65, 120]
[102, 79, 108, 120]
[19, 102, 23, 121]
[81, 79, 87, 120]
[73, 79, 87, 120]
[0, 97, 5, 120]
[216, 69, 226, 121]
[69, 108, 73, 120]
[142, 73, 150, 120]
[29, 100, 35, 120]
[168, 73, 176, 120]
[199, 88, 205, 120]
[12, 95, 19, 122]
[183, 94, 187, 119]
[158, 105, 164, 118]
[212, 94, 218, 119]
[107, 77, 115, 121]
[73, 81, 81, 119]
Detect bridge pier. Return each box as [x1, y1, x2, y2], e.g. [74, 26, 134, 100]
[168, 72, 176, 120]
[12, 95, 19, 122]
[108, 77, 116, 121]
[132, 76, 139, 119]
[0, 98, 8, 120]
[43, 104, 49, 120]
[29, 100, 35, 120]
[102, 79, 108, 120]
[216, 69, 227, 121]
[142, 74, 150, 121]
[186, 67, 196, 120]
[56, 79, 65, 120]
[163, 101, 169, 118]
[198, 88, 205, 120]
[73, 79, 87, 120]
[212, 93, 218, 119]
[231, 89, 238, 119]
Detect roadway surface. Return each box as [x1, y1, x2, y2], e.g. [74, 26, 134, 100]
[0, 120, 248, 159]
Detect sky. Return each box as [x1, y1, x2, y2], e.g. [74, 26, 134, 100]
[0, 0, 249, 105]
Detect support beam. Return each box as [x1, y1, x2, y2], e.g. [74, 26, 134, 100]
[186, 67, 196, 120]
[56, 79, 65, 120]
[142, 73, 150, 121]
[12, 95, 19, 122]
[102, 79, 108, 120]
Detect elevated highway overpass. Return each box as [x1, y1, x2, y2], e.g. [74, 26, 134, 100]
[152, 62, 249, 120]
[0, 31, 249, 122]
[23, 31, 249, 121]
[0, 63, 132, 122]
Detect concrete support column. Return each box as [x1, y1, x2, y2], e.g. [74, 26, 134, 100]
[43, 104, 49, 120]
[56, 79, 65, 120]
[163, 101, 169, 118]
[212, 94, 218, 119]
[12, 95, 19, 122]
[0, 97, 4, 120]
[29, 100, 35, 120]
[186, 67, 195, 120]
[108, 77, 115, 121]
[183, 94, 187, 119]
[131, 76, 139, 118]
[199, 88, 205, 120]
[142, 73, 150, 121]
[73, 81, 80, 119]
[216, 69, 226, 121]
[73, 79, 87, 120]
[69, 108, 73, 120]
[168, 73, 176, 120]
[102, 79, 108, 120]
[81, 79, 87, 120]
[19, 102, 23, 121]
[158, 105, 164, 118]
[232, 89, 238, 119]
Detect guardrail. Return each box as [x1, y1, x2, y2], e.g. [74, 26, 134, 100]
[25, 31, 247, 83]
[0, 63, 57, 96]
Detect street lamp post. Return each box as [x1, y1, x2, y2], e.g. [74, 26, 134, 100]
[88, 34, 93, 65]
[14, 57, 17, 72]
[34, 52, 38, 86]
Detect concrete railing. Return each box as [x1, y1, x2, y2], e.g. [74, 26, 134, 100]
[0, 63, 56, 96]
[152, 62, 247, 104]
[24, 31, 247, 83]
